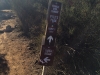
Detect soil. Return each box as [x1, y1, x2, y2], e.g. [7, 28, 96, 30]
[0, 10, 42, 75]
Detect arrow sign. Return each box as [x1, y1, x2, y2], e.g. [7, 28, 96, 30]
[45, 34, 56, 46]
[40, 57, 50, 64]
[44, 57, 50, 63]
[47, 36, 53, 44]
[39, 45, 55, 66]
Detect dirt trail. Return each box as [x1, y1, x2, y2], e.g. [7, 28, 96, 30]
[0, 10, 41, 75]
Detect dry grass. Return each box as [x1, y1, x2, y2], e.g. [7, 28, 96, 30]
[0, 10, 42, 75]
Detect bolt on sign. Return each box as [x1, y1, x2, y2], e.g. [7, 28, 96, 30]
[39, 1, 61, 66]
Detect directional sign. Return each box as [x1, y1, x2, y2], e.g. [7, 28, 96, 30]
[48, 1, 61, 25]
[45, 1, 61, 46]
[39, 1, 61, 66]
[39, 45, 56, 66]
[48, 1, 61, 16]
[44, 1, 61, 46]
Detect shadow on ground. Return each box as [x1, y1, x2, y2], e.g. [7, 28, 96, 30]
[0, 25, 16, 35]
[0, 54, 10, 75]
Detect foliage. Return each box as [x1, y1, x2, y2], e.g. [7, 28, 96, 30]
[56, 0, 100, 75]
[9, 0, 48, 36]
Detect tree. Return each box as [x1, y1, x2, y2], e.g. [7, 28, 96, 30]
[9, 0, 48, 36]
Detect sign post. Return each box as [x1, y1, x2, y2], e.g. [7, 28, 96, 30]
[39, 0, 61, 66]
[40, 1, 62, 75]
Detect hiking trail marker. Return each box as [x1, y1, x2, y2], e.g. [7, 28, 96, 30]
[39, 45, 55, 66]
[39, 1, 61, 66]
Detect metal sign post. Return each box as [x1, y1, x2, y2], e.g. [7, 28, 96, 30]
[42, 66, 45, 75]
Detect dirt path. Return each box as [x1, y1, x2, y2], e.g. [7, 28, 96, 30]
[0, 10, 42, 75]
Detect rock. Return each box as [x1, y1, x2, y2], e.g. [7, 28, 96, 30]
[5, 25, 12, 32]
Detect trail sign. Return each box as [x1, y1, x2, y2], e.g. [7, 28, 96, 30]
[39, 1, 61, 66]
[45, 1, 61, 46]
[47, 1, 61, 24]
[39, 45, 56, 66]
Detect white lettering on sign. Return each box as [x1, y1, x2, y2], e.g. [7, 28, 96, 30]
[52, 5, 59, 8]
[45, 49, 53, 55]
[48, 27, 55, 31]
[53, 8, 57, 10]
[48, 27, 56, 33]
[50, 15, 58, 23]
[51, 5, 59, 13]
[51, 9, 59, 13]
